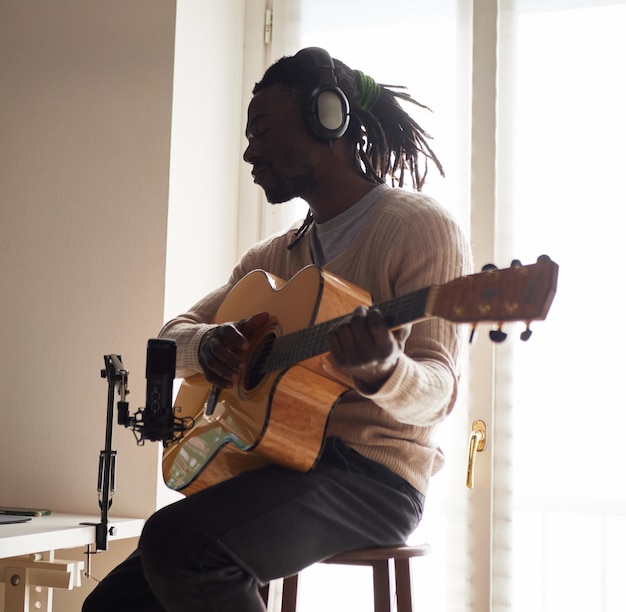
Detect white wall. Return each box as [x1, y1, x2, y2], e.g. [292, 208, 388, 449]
[0, 0, 176, 518]
[160, 0, 250, 508]
[164, 0, 247, 323]
[0, 0, 254, 608]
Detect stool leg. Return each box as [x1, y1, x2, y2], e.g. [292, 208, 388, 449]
[281, 574, 299, 612]
[394, 558, 413, 612]
[371, 559, 392, 612]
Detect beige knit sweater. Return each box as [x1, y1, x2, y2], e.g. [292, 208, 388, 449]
[159, 189, 472, 494]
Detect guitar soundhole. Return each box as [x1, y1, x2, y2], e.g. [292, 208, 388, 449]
[244, 333, 276, 391]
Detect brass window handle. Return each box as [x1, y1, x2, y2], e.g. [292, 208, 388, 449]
[466, 420, 487, 489]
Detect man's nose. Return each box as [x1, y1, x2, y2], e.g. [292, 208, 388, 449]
[243, 141, 258, 164]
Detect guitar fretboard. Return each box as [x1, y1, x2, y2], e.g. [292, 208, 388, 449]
[258, 286, 432, 375]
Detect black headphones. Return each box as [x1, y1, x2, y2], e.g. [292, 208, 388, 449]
[295, 47, 350, 142]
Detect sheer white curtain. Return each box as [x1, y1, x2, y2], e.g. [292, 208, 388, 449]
[269, 2, 473, 610]
[262, 0, 626, 611]
[497, 2, 626, 610]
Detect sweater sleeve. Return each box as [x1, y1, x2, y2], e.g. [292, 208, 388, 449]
[157, 284, 230, 378]
[157, 227, 304, 378]
[345, 192, 472, 427]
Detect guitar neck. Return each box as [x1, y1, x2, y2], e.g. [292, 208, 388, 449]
[262, 287, 431, 374]
[257, 256, 558, 376]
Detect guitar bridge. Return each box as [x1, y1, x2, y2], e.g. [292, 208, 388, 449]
[203, 396, 225, 424]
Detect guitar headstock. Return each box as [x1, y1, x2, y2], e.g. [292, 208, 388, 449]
[428, 255, 558, 342]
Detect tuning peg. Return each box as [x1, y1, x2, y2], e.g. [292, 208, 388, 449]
[511, 259, 522, 267]
[489, 328, 507, 343]
[481, 263, 498, 272]
[520, 326, 533, 342]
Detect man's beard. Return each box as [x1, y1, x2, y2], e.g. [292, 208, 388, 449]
[262, 159, 316, 204]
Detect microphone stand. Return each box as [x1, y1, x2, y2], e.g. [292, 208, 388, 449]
[88, 354, 128, 551]
[84, 343, 185, 568]
[82, 343, 188, 577]
[81, 354, 128, 580]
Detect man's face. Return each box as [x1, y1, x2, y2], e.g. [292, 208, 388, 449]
[243, 85, 319, 204]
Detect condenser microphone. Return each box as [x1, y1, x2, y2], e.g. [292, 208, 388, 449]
[143, 338, 177, 442]
[117, 338, 193, 446]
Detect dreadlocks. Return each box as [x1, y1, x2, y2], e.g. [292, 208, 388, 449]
[253, 51, 444, 190]
[252, 50, 445, 247]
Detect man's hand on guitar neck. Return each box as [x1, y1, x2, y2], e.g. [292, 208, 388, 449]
[198, 312, 270, 389]
[328, 306, 411, 395]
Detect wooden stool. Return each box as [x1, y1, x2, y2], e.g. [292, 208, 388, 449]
[261, 543, 431, 612]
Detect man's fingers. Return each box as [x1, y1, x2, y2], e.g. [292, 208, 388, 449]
[199, 312, 270, 388]
[236, 312, 270, 339]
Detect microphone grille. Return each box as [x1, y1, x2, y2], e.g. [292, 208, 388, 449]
[146, 338, 176, 377]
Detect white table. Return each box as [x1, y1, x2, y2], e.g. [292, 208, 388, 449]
[0, 513, 144, 612]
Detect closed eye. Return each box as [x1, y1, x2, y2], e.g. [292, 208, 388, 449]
[246, 127, 270, 143]
[246, 113, 272, 142]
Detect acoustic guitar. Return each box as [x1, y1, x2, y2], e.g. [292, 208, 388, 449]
[162, 256, 558, 495]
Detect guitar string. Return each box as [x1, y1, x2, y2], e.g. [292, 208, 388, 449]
[245, 288, 430, 381]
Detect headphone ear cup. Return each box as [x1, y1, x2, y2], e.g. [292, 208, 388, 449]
[315, 89, 349, 138]
[297, 47, 350, 142]
[305, 86, 349, 141]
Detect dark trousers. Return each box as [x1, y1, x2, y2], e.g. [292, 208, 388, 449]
[82, 437, 424, 612]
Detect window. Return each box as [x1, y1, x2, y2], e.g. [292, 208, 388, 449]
[499, 2, 626, 609]
[265, 0, 626, 609]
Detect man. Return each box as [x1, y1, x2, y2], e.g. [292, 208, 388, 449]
[83, 47, 471, 612]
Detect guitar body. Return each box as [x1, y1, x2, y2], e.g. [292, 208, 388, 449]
[160, 255, 559, 495]
[162, 266, 372, 495]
